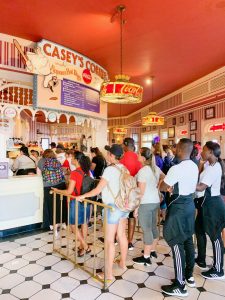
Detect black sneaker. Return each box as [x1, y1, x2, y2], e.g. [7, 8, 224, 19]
[195, 258, 208, 270]
[201, 267, 225, 280]
[98, 237, 117, 245]
[160, 220, 165, 225]
[150, 251, 158, 259]
[128, 243, 134, 250]
[186, 276, 196, 288]
[161, 282, 188, 297]
[88, 222, 93, 228]
[133, 256, 151, 266]
[141, 250, 158, 259]
[98, 237, 104, 244]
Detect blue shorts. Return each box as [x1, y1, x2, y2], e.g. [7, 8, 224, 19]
[103, 203, 129, 224]
[70, 200, 91, 225]
[160, 199, 167, 210]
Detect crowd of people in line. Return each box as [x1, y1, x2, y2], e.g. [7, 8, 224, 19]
[10, 137, 225, 297]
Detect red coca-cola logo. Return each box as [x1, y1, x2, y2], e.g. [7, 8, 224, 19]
[121, 84, 143, 97]
[82, 69, 92, 84]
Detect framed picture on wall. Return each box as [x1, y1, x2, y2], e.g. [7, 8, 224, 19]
[172, 118, 176, 125]
[205, 107, 215, 119]
[188, 112, 193, 121]
[168, 127, 175, 138]
[190, 133, 196, 142]
[190, 120, 197, 131]
[180, 116, 184, 123]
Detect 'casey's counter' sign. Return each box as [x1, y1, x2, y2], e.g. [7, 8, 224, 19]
[13, 38, 108, 115]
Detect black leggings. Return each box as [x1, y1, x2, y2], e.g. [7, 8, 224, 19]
[43, 182, 67, 229]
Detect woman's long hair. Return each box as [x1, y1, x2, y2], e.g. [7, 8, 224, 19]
[74, 151, 91, 175]
[140, 147, 157, 176]
[205, 141, 225, 190]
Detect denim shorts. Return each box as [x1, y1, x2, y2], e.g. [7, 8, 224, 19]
[102, 203, 129, 224]
[69, 200, 91, 225]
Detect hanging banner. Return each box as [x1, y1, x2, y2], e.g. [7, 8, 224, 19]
[13, 38, 108, 117]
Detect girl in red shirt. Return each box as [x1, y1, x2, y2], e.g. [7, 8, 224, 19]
[52, 151, 91, 257]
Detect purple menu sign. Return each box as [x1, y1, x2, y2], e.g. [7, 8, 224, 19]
[61, 79, 100, 113]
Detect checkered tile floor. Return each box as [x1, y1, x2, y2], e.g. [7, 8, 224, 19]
[0, 224, 225, 300]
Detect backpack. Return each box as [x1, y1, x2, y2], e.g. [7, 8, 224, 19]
[108, 165, 142, 212]
[74, 169, 96, 200]
[42, 158, 65, 185]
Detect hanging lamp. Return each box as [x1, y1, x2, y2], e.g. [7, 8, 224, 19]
[100, 5, 143, 104]
[142, 77, 164, 126]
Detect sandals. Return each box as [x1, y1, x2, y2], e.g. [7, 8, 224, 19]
[78, 247, 91, 257]
[114, 259, 127, 271]
[96, 272, 114, 284]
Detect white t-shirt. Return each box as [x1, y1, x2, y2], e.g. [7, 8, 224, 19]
[101, 163, 124, 205]
[164, 160, 198, 195]
[196, 162, 209, 198]
[137, 165, 162, 204]
[199, 162, 222, 197]
[13, 155, 37, 171]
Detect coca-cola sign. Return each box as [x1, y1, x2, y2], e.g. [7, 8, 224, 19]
[82, 69, 92, 84]
[100, 81, 143, 104]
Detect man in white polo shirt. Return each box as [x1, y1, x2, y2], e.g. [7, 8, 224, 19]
[159, 138, 198, 297]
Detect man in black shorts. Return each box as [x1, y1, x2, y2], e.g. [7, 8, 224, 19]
[159, 138, 198, 297]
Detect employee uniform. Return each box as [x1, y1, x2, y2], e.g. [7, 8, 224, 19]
[13, 154, 37, 175]
[163, 160, 198, 286]
[196, 162, 225, 274]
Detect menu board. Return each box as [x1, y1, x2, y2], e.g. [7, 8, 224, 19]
[61, 79, 100, 113]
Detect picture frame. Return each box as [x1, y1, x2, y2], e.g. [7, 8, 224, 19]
[188, 112, 193, 121]
[205, 107, 215, 120]
[172, 117, 176, 125]
[180, 116, 184, 124]
[168, 127, 175, 138]
[190, 120, 197, 131]
[190, 133, 196, 142]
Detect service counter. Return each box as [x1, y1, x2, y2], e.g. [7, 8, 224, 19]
[0, 175, 43, 237]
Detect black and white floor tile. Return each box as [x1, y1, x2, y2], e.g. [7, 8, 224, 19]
[0, 225, 225, 300]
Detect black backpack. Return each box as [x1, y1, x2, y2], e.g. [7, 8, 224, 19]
[74, 169, 96, 200]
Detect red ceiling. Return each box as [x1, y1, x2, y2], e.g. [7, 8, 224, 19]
[1, 0, 225, 117]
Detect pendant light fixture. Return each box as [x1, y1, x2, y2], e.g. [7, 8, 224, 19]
[142, 76, 164, 126]
[100, 5, 143, 104]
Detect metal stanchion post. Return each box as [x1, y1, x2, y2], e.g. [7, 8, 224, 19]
[60, 194, 63, 247]
[93, 204, 97, 276]
[75, 200, 78, 264]
[53, 191, 56, 251]
[67, 196, 70, 256]
[83, 201, 87, 264]
[103, 207, 108, 290]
